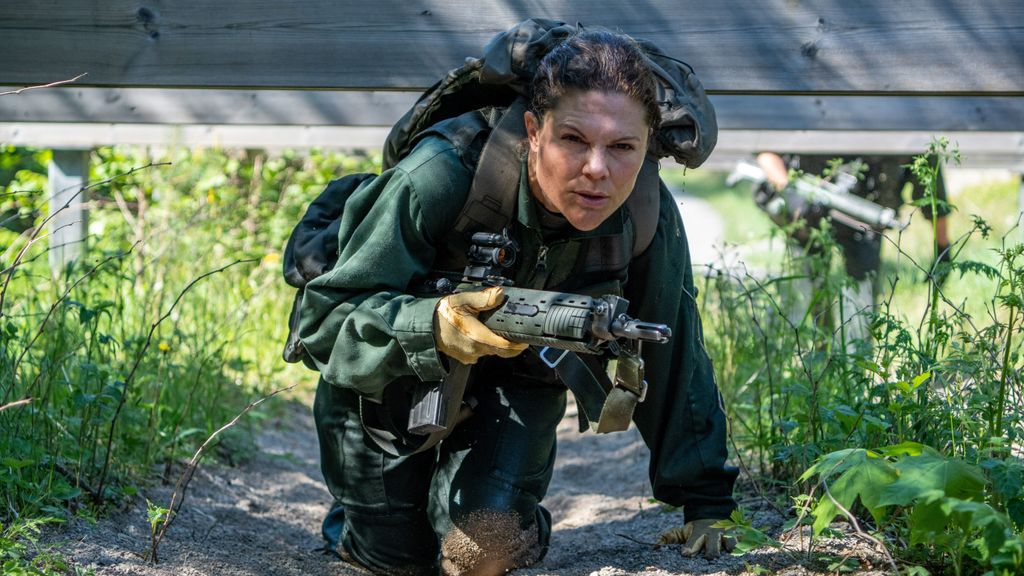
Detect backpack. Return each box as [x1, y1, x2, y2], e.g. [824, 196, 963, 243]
[281, 18, 718, 364]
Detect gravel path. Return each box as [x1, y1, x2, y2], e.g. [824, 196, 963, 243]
[36, 394, 888, 576]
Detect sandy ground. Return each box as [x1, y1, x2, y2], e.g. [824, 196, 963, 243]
[36, 393, 892, 576]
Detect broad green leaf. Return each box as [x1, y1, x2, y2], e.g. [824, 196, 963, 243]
[145, 499, 169, 528]
[172, 427, 206, 443]
[861, 414, 890, 432]
[809, 455, 898, 535]
[800, 448, 879, 482]
[907, 491, 952, 545]
[894, 380, 913, 395]
[833, 404, 858, 418]
[989, 534, 1024, 571]
[39, 505, 67, 519]
[50, 481, 82, 501]
[0, 458, 34, 470]
[878, 455, 986, 507]
[987, 459, 1024, 500]
[878, 441, 939, 458]
[910, 371, 931, 391]
[1007, 498, 1024, 528]
[942, 499, 1015, 564]
[718, 508, 782, 553]
[71, 392, 97, 409]
[855, 359, 883, 375]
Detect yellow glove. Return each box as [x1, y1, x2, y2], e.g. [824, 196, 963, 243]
[658, 518, 736, 559]
[434, 286, 528, 365]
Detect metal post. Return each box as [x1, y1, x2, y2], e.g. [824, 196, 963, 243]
[47, 149, 89, 273]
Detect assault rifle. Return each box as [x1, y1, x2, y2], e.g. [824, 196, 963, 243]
[408, 231, 671, 436]
[726, 160, 906, 231]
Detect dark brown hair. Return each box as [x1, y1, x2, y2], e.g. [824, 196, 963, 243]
[529, 30, 661, 129]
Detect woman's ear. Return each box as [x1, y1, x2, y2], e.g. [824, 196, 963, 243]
[524, 110, 541, 151]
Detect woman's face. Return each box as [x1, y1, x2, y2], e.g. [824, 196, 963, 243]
[525, 90, 650, 232]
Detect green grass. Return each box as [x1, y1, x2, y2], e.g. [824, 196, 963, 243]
[1, 145, 378, 573]
[885, 174, 1022, 323]
[690, 146, 1024, 575]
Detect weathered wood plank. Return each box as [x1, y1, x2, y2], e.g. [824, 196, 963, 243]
[0, 123, 393, 151]
[2, 89, 1023, 131]
[4, 123, 1020, 169]
[1, 1, 1021, 93]
[711, 95, 1024, 131]
[710, 130, 1024, 170]
[0, 88, 418, 127]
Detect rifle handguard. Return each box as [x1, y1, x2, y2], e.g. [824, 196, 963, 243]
[407, 232, 671, 437]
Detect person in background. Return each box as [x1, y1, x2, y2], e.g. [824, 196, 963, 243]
[755, 152, 951, 342]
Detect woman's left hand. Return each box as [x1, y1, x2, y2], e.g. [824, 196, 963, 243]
[658, 518, 736, 559]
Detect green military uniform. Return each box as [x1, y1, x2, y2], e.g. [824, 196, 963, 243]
[299, 133, 738, 573]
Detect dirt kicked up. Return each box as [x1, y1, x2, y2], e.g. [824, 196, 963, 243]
[38, 396, 888, 576]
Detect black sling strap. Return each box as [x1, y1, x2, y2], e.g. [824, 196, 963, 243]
[453, 99, 529, 239]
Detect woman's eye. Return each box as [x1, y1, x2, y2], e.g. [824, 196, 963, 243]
[614, 143, 635, 151]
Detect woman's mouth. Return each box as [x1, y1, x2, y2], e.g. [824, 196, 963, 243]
[573, 190, 609, 208]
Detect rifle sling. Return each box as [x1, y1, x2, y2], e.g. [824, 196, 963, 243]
[596, 387, 640, 433]
[596, 352, 645, 433]
[362, 346, 638, 457]
[549, 350, 639, 434]
[453, 98, 528, 239]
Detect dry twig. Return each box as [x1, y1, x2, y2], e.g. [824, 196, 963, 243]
[0, 397, 32, 413]
[146, 384, 296, 562]
[0, 73, 88, 96]
[94, 257, 259, 500]
[821, 479, 899, 574]
[615, 533, 660, 547]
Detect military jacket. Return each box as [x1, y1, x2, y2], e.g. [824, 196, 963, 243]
[298, 135, 738, 521]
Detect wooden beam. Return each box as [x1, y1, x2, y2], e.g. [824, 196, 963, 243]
[1, 1, 1022, 93]
[0, 123, 391, 151]
[708, 131, 1024, 170]
[711, 95, 1024, 132]
[0, 88, 417, 127]
[3, 89, 1024, 132]
[4, 123, 1020, 170]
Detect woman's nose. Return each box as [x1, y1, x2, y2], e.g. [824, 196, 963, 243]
[581, 147, 609, 180]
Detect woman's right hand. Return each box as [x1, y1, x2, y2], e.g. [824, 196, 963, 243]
[433, 286, 528, 365]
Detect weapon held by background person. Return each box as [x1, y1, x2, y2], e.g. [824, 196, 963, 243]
[726, 160, 907, 231]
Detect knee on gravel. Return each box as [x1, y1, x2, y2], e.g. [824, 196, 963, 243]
[440, 510, 544, 576]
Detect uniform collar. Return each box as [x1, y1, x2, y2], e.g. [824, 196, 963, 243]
[515, 156, 625, 240]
